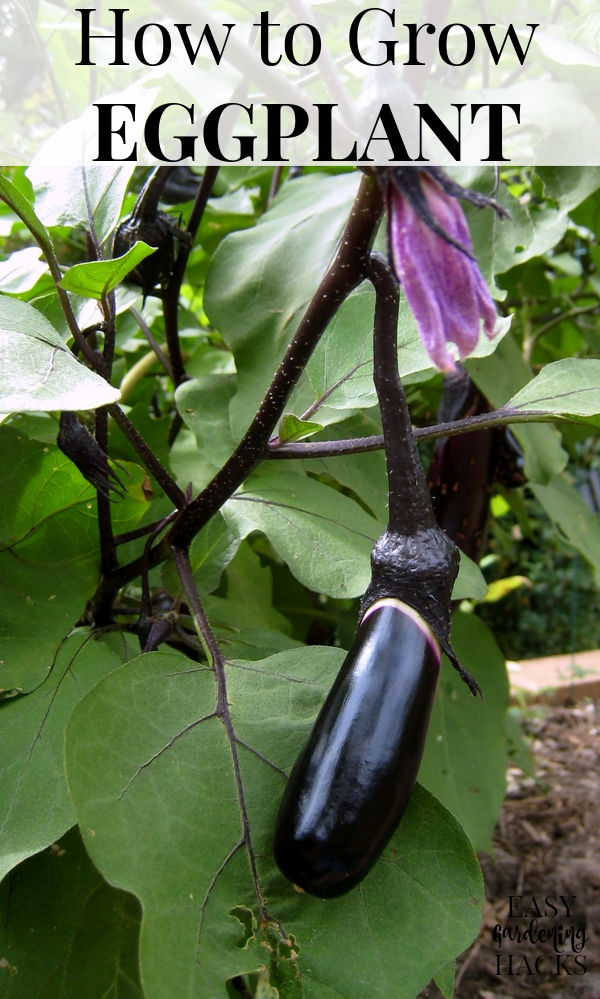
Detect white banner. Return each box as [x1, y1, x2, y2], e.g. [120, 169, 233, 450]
[0, 0, 599, 165]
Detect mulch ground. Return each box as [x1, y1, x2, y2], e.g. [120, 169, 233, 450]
[419, 699, 600, 999]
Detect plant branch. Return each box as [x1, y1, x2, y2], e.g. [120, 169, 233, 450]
[169, 171, 384, 550]
[94, 408, 118, 574]
[171, 547, 271, 923]
[364, 252, 480, 696]
[108, 404, 186, 508]
[89, 172, 383, 617]
[530, 301, 600, 342]
[368, 252, 437, 534]
[265, 408, 554, 458]
[0, 178, 101, 370]
[130, 306, 173, 377]
[162, 166, 220, 386]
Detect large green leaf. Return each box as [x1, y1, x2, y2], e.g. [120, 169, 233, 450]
[26, 163, 136, 247]
[530, 473, 600, 587]
[0, 632, 124, 882]
[222, 464, 383, 599]
[175, 373, 238, 483]
[0, 246, 47, 294]
[419, 612, 509, 853]
[204, 172, 361, 438]
[0, 826, 142, 998]
[220, 464, 486, 605]
[0, 297, 120, 413]
[460, 166, 600, 288]
[0, 444, 99, 691]
[288, 286, 512, 423]
[506, 357, 600, 424]
[0, 429, 146, 692]
[65, 647, 483, 999]
[304, 427, 389, 523]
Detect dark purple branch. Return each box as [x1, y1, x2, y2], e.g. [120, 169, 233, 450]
[95, 408, 118, 574]
[265, 408, 553, 458]
[108, 404, 186, 508]
[88, 172, 383, 620]
[368, 252, 437, 535]
[169, 171, 383, 550]
[162, 166, 220, 386]
[364, 253, 480, 696]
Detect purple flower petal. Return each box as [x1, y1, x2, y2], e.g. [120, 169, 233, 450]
[387, 173, 499, 371]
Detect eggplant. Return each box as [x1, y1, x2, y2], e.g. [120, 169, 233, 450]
[273, 597, 441, 898]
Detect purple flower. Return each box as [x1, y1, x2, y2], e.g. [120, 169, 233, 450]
[386, 168, 505, 372]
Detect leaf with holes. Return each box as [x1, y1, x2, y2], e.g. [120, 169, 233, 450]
[65, 647, 483, 999]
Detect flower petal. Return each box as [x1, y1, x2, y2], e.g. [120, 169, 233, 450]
[387, 172, 499, 370]
[388, 186, 455, 370]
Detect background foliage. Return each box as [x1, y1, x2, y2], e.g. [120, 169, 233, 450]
[1, 163, 599, 999]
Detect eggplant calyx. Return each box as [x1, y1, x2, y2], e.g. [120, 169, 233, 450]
[361, 528, 482, 699]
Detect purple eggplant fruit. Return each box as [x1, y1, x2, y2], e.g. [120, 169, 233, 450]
[273, 598, 441, 898]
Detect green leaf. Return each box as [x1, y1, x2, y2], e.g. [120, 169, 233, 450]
[0, 429, 102, 692]
[162, 513, 241, 598]
[0, 173, 56, 265]
[0, 826, 142, 998]
[305, 419, 389, 523]
[198, 185, 259, 253]
[452, 551, 488, 602]
[434, 960, 456, 998]
[59, 242, 158, 300]
[289, 285, 376, 418]
[26, 163, 136, 246]
[467, 334, 567, 483]
[506, 358, 600, 424]
[460, 167, 600, 285]
[288, 285, 512, 425]
[215, 542, 292, 636]
[480, 576, 530, 603]
[278, 413, 323, 444]
[65, 647, 483, 999]
[0, 632, 123, 881]
[530, 473, 600, 587]
[419, 612, 509, 853]
[0, 297, 120, 413]
[536, 167, 600, 214]
[175, 373, 237, 483]
[204, 172, 360, 438]
[0, 246, 47, 294]
[222, 464, 383, 599]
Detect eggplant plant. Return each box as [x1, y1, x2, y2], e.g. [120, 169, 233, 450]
[1, 163, 600, 999]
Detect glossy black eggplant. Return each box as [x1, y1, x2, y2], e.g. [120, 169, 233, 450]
[273, 598, 441, 898]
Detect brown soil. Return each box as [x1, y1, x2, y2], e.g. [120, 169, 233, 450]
[420, 700, 600, 999]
